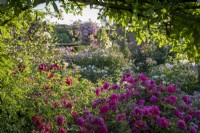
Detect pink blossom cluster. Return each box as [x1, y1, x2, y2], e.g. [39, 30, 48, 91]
[67, 21, 99, 45]
[31, 72, 200, 132]
[86, 73, 200, 132]
[38, 63, 60, 72]
[76, 110, 107, 133]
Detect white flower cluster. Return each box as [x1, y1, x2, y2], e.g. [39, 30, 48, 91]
[77, 65, 108, 77]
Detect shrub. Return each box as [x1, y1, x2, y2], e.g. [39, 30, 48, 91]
[65, 45, 134, 82]
[148, 59, 198, 92]
[67, 21, 99, 45]
[29, 71, 200, 132]
[75, 73, 200, 132]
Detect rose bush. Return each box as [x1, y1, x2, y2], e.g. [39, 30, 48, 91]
[29, 70, 199, 132]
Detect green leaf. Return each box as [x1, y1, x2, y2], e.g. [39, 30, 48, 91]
[33, 0, 39, 7]
[27, 0, 31, 7]
[46, 0, 50, 6]
[52, 1, 59, 13]
[164, 103, 176, 109]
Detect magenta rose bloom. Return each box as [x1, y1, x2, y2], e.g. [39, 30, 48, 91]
[166, 95, 177, 105]
[92, 99, 101, 109]
[126, 90, 132, 99]
[99, 104, 109, 114]
[182, 95, 192, 105]
[150, 95, 158, 103]
[184, 114, 192, 123]
[189, 126, 197, 133]
[173, 109, 183, 119]
[99, 125, 107, 133]
[110, 84, 119, 90]
[119, 93, 126, 101]
[57, 116, 65, 126]
[138, 73, 148, 81]
[103, 82, 109, 90]
[151, 106, 161, 116]
[116, 114, 126, 122]
[194, 110, 200, 118]
[134, 120, 148, 130]
[177, 119, 186, 131]
[157, 117, 170, 128]
[137, 99, 145, 106]
[109, 94, 118, 105]
[127, 77, 136, 83]
[77, 117, 85, 127]
[95, 88, 101, 96]
[83, 110, 91, 116]
[132, 107, 144, 118]
[166, 85, 175, 93]
[58, 128, 66, 133]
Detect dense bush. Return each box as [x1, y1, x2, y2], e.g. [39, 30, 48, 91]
[1, 16, 200, 132]
[64, 45, 134, 82]
[67, 21, 99, 45]
[29, 71, 200, 132]
[52, 28, 72, 43]
[0, 10, 61, 132]
[148, 59, 198, 92]
[129, 40, 170, 73]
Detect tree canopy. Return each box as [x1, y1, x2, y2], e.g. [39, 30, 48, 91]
[1, 0, 200, 61]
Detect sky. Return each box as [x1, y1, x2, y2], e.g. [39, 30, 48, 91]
[34, 2, 101, 25]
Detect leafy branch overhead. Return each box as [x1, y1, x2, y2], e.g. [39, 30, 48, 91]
[1, 0, 200, 61]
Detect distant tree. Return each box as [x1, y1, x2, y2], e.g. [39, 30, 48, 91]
[1, 0, 200, 62]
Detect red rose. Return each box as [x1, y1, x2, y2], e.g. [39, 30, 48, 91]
[65, 78, 72, 85]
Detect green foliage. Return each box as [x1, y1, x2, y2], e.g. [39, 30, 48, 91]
[0, 8, 57, 132]
[2, 0, 200, 61]
[97, 28, 112, 47]
[52, 28, 72, 43]
[130, 40, 171, 73]
[148, 58, 198, 90]
[66, 45, 134, 82]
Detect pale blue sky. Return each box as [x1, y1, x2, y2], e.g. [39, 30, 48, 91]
[34, 3, 101, 25]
